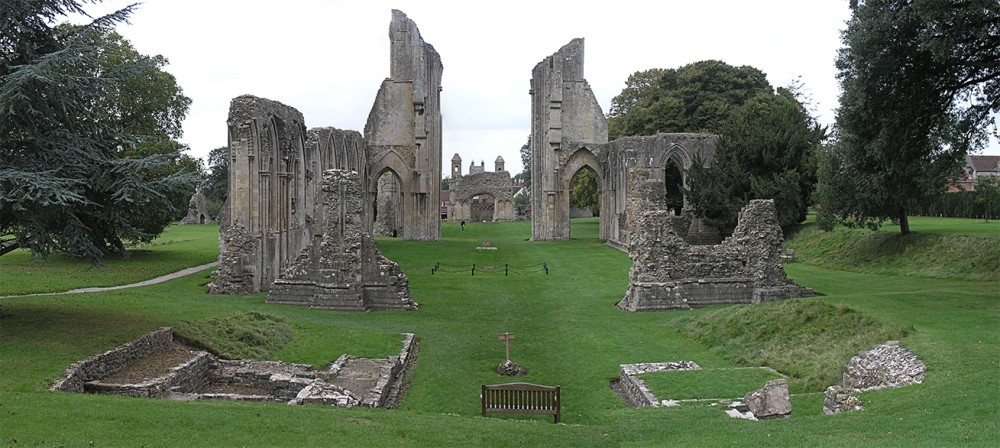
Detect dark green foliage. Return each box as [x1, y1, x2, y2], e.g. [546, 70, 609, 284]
[175, 312, 293, 360]
[608, 61, 823, 234]
[0, 2, 198, 260]
[607, 61, 771, 139]
[682, 300, 912, 392]
[569, 168, 599, 215]
[517, 135, 531, 189]
[687, 89, 824, 233]
[817, 0, 1000, 234]
[912, 186, 1000, 220]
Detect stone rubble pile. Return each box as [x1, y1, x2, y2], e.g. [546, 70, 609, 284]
[822, 340, 926, 416]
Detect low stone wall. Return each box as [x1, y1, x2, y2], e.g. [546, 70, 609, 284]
[84, 352, 212, 398]
[363, 333, 417, 408]
[618, 361, 701, 407]
[51, 327, 173, 393]
[54, 328, 418, 409]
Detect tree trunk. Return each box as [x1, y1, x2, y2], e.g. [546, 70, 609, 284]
[898, 211, 910, 234]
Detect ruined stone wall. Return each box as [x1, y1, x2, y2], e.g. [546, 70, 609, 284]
[211, 97, 371, 294]
[530, 39, 608, 240]
[180, 185, 213, 225]
[365, 9, 442, 241]
[527, 38, 719, 244]
[211, 96, 309, 294]
[267, 169, 417, 311]
[52, 327, 173, 393]
[448, 171, 515, 222]
[617, 199, 813, 311]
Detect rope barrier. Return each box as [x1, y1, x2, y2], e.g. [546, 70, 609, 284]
[430, 262, 549, 276]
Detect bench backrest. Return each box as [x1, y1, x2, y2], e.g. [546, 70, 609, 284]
[482, 383, 560, 422]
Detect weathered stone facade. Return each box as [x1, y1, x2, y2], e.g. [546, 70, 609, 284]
[529, 39, 718, 246]
[617, 199, 814, 311]
[179, 184, 213, 225]
[213, 10, 440, 294]
[267, 170, 416, 311]
[448, 154, 514, 222]
[364, 9, 442, 241]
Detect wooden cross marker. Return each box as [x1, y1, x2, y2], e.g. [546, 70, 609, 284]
[498, 332, 515, 361]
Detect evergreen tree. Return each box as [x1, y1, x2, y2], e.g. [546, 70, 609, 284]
[0, 1, 198, 260]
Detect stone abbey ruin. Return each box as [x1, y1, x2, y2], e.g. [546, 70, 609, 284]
[448, 154, 515, 222]
[210, 9, 813, 309]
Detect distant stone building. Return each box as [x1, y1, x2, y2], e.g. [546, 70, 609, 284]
[951, 154, 1000, 192]
[448, 154, 514, 222]
[179, 185, 213, 225]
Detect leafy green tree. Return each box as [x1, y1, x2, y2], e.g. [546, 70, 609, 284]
[687, 89, 824, 232]
[975, 176, 999, 222]
[607, 61, 771, 139]
[441, 176, 450, 191]
[202, 146, 229, 205]
[0, 2, 198, 260]
[518, 135, 531, 189]
[608, 60, 822, 233]
[570, 169, 600, 216]
[817, 0, 1000, 234]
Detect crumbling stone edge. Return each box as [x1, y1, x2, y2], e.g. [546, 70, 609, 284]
[52, 327, 419, 410]
[617, 361, 701, 407]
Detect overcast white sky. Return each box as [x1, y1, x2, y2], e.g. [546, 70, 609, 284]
[78, 0, 997, 174]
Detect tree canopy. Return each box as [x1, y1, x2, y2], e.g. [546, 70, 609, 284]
[816, 0, 1000, 234]
[0, 1, 199, 260]
[608, 60, 824, 233]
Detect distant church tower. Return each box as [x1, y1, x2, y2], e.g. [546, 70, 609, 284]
[495, 156, 505, 172]
[452, 153, 462, 178]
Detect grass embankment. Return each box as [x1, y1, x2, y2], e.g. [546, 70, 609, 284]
[175, 312, 293, 360]
[682, 300, 911, 392]
[0, 223, 221, 295]
[0, 218, 997, 446]
[785, 217, 999, 281]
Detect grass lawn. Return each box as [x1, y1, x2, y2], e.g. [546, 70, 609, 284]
[0, 218, 996, 446]
[0, 223, 220, 296]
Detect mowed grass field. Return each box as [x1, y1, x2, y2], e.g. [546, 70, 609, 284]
[0, 218, 997, 446]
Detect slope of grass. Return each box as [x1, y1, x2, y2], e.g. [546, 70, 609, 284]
[0, 218, 997, 446]
[0, 223, 220, 295]
[175, 311, 293, 360]
[785, 219, 1000, 281]
[681, 300, 912, 392]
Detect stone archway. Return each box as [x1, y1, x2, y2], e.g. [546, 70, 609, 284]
[448, 169, 515, 222]
[529, 38, 718, 247]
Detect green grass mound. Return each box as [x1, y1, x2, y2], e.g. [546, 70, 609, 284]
[638, 368, 783, 401]
[785, 224, 1000, 281]
[175, 311, 293, 360]
[682, 300, 912, 393]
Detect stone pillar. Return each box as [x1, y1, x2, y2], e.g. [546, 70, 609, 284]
[530, 39, 608, 240]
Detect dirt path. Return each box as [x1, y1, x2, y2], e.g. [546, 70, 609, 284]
[1, 261, 218, 298]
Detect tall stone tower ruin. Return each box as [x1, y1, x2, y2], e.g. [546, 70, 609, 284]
[364, 9, 443, 241]
[529, 39, 609, 240]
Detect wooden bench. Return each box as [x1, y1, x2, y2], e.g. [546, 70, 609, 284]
[780, 248, 795, 261]
[481, 382, 561, 423]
